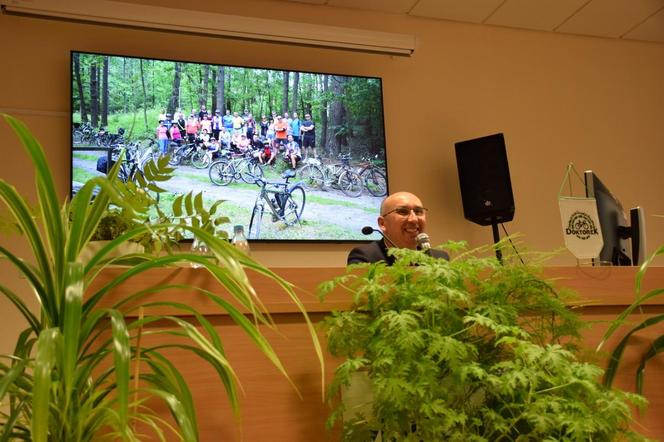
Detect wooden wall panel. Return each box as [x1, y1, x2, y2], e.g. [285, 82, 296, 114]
[94, 266, 664, 440]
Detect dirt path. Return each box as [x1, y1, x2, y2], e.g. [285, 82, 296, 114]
[73, 156, 382, 238]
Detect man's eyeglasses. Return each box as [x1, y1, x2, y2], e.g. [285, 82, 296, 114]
[381, 206, 428, 217]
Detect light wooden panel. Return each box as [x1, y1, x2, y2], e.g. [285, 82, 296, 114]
[92, 266, 664, 440]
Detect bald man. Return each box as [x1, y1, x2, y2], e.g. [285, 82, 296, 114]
[347, 192, 449, 265]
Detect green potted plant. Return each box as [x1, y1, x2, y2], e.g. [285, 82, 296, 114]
[0, 114, 323, 441]
[319, 244, 647, 441]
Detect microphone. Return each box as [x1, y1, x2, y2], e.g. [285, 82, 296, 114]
[416, 232, 432, 254]
[361, 225, 396, 248]
[361, 226, 376, 235]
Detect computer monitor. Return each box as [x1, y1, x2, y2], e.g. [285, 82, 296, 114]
[584, 170, 646, 266]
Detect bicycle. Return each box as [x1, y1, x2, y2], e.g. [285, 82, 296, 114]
[96, 142, 161, 202]
[299, 153, 362, 197]
[208, 150, 263, 186]
[72, 122, 95, 145]
[356, 155, 387, 197]
[168, 140, 202, 166]
[248, 169, 306, 239]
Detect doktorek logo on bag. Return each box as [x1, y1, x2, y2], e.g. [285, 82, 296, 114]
[566, 211, 599, 240]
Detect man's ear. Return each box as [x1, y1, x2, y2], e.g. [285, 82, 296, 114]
[377, 216, 386, 232]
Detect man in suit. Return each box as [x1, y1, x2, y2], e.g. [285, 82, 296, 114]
[347, 191, 449, 265]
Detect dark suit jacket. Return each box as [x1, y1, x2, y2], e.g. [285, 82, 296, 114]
[347, 239, 449, 265]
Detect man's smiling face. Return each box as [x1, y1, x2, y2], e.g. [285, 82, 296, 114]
[378, 192, 427, 249]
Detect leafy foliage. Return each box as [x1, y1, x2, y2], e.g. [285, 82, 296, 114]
[90, 153, 229, 254]
[0, 114, 323, 441]
[319, 244, 647, 441]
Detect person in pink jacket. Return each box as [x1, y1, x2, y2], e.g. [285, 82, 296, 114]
[156, 120, 169, 154]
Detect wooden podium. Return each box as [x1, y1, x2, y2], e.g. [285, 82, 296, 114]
[95, 266, 664, 441]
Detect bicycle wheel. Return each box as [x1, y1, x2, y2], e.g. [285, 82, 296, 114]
[191, 150, 210, 169]
[364, 169, 387, 197]
[281, 186, 306, 226]
[241, 161, 263, 184]
[208, 161, 234, 186]
[299, 165, 324, 190]
[168, 149, 182, 166]
[338, 170, 363, 197]
[252, 162, 264, 181]
[238, 160, 260, 184]
[248, 202, 264, 239]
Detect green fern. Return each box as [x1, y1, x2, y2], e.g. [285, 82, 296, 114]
[320, 245, 649, 441]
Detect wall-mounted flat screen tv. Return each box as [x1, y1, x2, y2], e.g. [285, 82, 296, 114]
[71, 50, 388, 242]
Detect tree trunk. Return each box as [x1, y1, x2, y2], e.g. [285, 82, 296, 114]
[150, 60, 156, 108]
[168, 62, 182, 115]
[211, 69, 217, 112]
[282, 71, 290, 114]
[140, 59, 148, 131]
[122, 58, 128, 113]
[291, 72, 299, 114]
[90, 62, 99, 128]
[216, 66, 225, 112]
[242, 69, 249, 112]
[101, 56, 109, 128]
[73, 53, 88, 123]
[200, 65, 210, 108]
[321, 74, 329, 154]
[329, 76, 348, 156]
[303, 73, 312, 115]
[224, 69, 233, 113]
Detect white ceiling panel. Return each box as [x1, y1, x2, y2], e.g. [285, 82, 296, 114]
[285, 0, 327, 4]
[556, 0, 664, 38]
[409, 0, 504, 24]
[486, 0, 587, 31]
[328, 0, 418, 14]
[271, 0, 664, 45]
[623, 7, 664, 43]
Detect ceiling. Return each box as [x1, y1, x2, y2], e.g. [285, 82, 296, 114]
[275, 0, 664, 45]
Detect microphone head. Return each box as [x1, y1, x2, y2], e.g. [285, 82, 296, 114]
[361, 226, 376, 235]
[416, 232, 431, 250]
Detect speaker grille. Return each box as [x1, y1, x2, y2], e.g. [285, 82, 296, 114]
[454, 133, 515, 226]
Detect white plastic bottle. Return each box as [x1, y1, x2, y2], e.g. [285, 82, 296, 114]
[231, 225, 251, 255]
[189, 238, 209, 268]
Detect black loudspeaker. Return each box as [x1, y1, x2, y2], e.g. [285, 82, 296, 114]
[454, 133, 515, 226]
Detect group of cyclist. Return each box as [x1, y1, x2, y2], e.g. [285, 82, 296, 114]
[156, 106, 317, 169]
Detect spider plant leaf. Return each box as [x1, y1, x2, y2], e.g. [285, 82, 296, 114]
[0, 281, 41, 333]
[635, 245, 664, 294]
[62, 262, 84, 406]
[0, 396, 29, 442]
[597, 286, 664, 351]
[140, 351, 199, 437]
[0, 359, 28, 400]
[602, 313, 664, 388]
[108, 309, 131, 430]
[32, 328, 61, 442]
[2, 114, 63, 281]
[0, 182, 55, 318]
[143, 388, 197, 442]
[635, 333, 664, 394]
